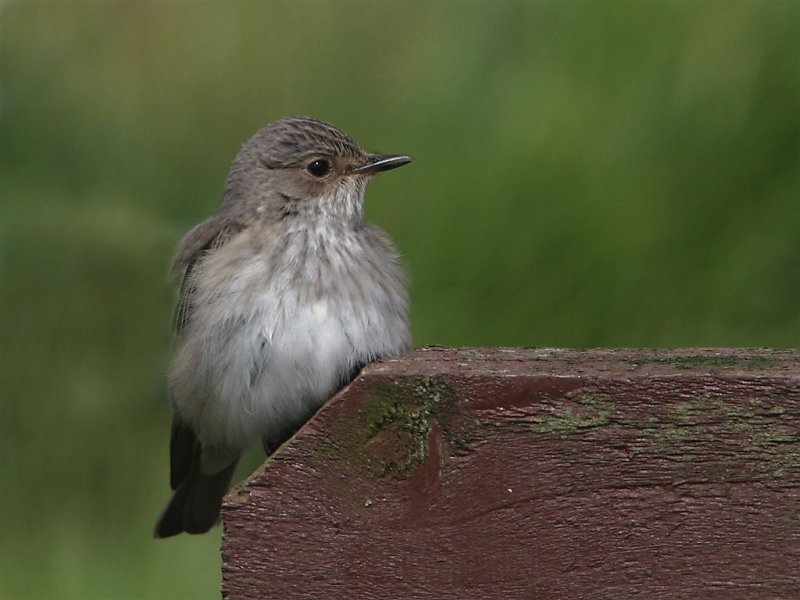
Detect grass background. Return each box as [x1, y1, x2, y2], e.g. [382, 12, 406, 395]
[1, 1, 798, 598]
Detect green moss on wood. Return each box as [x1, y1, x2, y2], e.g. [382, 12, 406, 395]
[356, 376, 457, 480]
[630, 394, 800, 471]
[629, 354, 780, 370]
[518, 390, 798, 473]
[528, 394, 615, 435]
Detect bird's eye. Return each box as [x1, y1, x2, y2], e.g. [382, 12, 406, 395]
[306, 159, 331, 178]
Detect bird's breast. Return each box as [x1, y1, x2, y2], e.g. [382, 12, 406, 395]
[171, 223, 410, 449]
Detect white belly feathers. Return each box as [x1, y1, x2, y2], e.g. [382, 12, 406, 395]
[168, 223, 410, 452]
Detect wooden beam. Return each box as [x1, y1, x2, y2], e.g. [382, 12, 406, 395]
[221, 348, 800, 599]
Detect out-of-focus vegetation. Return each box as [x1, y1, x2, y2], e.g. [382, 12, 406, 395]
[1, 1, 798, 598]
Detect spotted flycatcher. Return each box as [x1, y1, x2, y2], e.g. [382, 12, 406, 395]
[154, 117, 412, 537]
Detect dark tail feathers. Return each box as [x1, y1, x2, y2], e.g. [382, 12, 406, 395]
[154, 420, 239, 538]
[154, 457, 239, 538]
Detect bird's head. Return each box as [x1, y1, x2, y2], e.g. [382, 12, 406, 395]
[223, 116, 411, 225]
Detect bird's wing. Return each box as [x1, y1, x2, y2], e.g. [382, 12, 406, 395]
[172, 215, 241, 335]
[170, 215, 241, 449]
[158, 215, 245, 538]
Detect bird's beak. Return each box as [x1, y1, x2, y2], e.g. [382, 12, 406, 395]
[351, 154, 412, 175]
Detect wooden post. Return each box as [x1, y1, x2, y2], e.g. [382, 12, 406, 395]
[221, 348, 800, 599]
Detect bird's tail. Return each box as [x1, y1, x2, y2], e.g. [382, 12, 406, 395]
[154, 421, 240, 538]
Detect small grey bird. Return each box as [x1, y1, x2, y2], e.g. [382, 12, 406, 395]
[154, 117, 412, 537]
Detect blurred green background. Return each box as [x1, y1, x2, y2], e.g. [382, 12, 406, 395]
[1, 0, 798, 598]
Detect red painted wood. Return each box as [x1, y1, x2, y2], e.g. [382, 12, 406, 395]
[221, 348, 800, 599]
